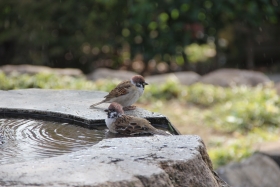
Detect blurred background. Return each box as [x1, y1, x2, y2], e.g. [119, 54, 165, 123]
[0, 0, 279, 74]
[1, 1, 280, 183]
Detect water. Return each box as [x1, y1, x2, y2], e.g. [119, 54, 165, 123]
[0, 118, 107, 165]
[0, 118, 175, 165]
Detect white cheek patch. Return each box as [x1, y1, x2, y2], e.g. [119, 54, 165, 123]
[109, 111, 118, 118]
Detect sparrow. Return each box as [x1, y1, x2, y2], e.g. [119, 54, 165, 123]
[90, 75, 148, 111]
[104, 102, 171, 136]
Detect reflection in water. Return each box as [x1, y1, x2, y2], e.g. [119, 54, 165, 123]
[0, 118, 107, 165]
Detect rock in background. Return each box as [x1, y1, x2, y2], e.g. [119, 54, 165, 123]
[0, 64, 83, 77]
[87, 68, 137, 81]
[145, 71, 200, 85]
[198, 68, 271, 87]
[217, 153, 280, 187]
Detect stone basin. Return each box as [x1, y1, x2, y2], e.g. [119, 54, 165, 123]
[0, 89, 228, 186]
[0, 89, 179, 134]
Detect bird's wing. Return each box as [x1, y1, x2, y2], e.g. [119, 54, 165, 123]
[105, 81, 132, 99]
[114, 115, 152, 135]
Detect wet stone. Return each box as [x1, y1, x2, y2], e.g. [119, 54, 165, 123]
[0, 89, 174, 131]
[0, 89, 226, 186]
[0, 135, 226, 187]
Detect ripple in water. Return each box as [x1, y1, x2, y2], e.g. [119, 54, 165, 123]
[0, 118, 107, 165]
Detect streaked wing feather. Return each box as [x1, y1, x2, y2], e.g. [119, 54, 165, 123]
[105, 81, 132, 99]
[114, 116, 152, 135]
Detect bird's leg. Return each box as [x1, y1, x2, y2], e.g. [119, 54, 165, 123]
[123, 105, 136, 111]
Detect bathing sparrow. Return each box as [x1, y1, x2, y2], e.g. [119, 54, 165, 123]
[104, 102, 171, 136]
[90, 75, 148, 111]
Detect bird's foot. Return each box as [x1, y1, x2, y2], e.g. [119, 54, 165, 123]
[123, 105, 136, 111]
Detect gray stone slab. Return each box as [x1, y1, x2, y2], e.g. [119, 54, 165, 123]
[217, 153, 280, 187]
[86, 68, 137, 82]
[0, 64, 83, 77]
[0, 89, 175, 132]
[0, 135, 226, 187]
[0, 89, 228, 186]
[145, 71, 200, 85]
[198, 68, 271, 87]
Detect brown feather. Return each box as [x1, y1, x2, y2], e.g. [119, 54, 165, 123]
[105, 80, 132, 99]
[114, 115, 170, 136]
[89, 81, 133, 108]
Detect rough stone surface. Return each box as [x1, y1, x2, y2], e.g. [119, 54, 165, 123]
[87, 68, 137, 81]
[0, 89, 169, 129]
[199, 68, 271, 87]
[217, 153, 280, 187]
[0, 135, 226, 187]
[0, 89, 227, 186]
[145, 71, 200, 85]
[0, 64, 83, 77]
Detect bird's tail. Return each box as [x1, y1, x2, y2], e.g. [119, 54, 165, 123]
[89, 100, 105, 109]
[153, 129, 172, 136]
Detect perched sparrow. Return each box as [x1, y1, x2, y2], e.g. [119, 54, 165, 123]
[104, 102, 171, 136]
[90, 75, 148, 110]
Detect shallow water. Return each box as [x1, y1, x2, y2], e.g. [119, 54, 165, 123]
[0, 118, 107, 165]
[0, 117, 174, 165]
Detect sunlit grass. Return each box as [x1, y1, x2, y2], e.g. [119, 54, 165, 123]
[208, 127, 279, 168]
[1, 71, 280, 168]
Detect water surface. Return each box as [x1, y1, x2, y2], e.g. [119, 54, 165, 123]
[0, 118, 106, 165]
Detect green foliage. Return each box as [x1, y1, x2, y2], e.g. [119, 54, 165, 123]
[185, 43, 216, 63]
[142, 78, 181, 101]
[209, 128, 279, 168]
[0, 1, 127, 72]
[0, 1, 279, 71]
[203, 85, 280, 132]
[144, 80, 280, 134]
[0, 72, 96, 90]
[183, 83, 231, 106]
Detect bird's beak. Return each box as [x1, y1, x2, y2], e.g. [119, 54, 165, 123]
[104, 109, 109, 112]
[144, 82, 148, 85]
